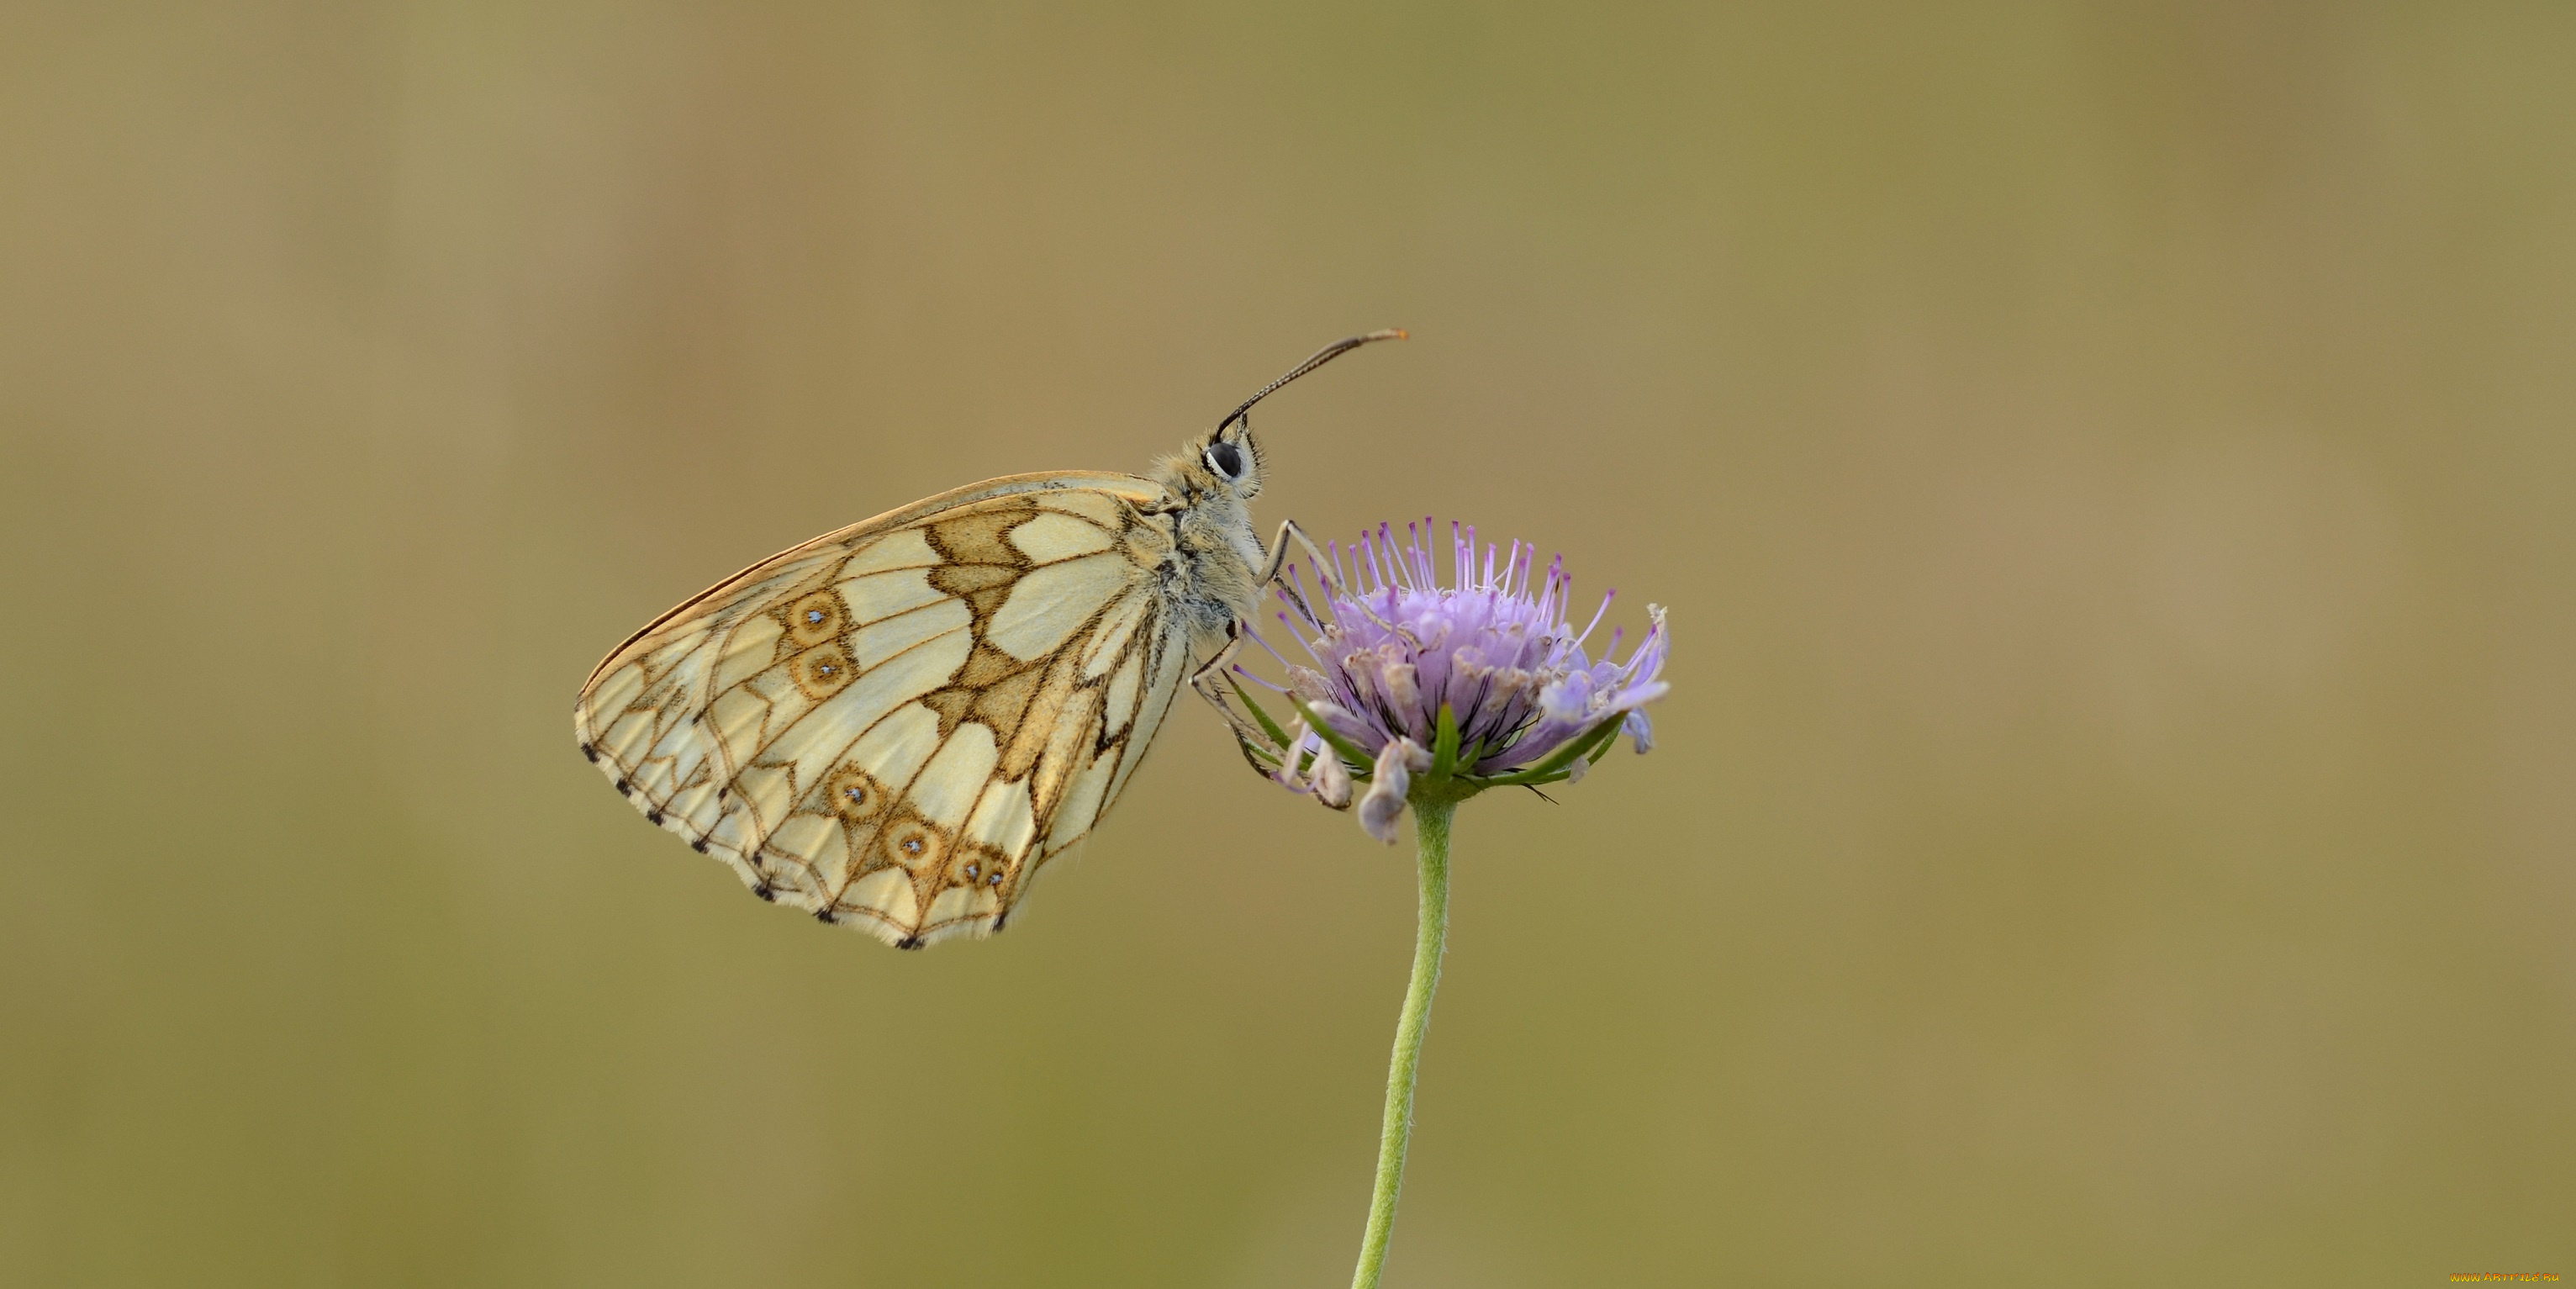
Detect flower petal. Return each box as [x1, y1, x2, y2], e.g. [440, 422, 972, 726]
[1359, 737, 1419, 844]
[1272, 719, 1314, 791]
[1312, 746, 1354, 809]
[1623, 709, 1655, 754]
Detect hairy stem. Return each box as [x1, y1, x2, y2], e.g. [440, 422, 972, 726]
[1350, 795, 1455, 1289]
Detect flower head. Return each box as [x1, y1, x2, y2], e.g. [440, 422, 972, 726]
[1216, 520, 1669, 842]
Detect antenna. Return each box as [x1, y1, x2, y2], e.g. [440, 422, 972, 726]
[1216, 329, 1407, 433]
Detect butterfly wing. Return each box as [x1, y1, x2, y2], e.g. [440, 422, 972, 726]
[575, 472, 1198, 948]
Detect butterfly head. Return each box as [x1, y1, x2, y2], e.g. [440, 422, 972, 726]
[1150, 418, 1264, 535]
[1164, 329, 1407, 509]
[1195, 417, 1265, 500]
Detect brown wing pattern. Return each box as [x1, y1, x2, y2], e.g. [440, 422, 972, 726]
[573, 474, 1195, 948]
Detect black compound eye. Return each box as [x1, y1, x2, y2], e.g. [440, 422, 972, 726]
[1205, 441, 1243, 479]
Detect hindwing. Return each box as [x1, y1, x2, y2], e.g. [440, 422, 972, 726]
[574, 473, 1196, 948]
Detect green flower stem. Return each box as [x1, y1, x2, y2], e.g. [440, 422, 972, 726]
[1350, 792, 1459, 1289]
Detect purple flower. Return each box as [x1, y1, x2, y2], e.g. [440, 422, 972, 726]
[1215, 520, 1670, 843]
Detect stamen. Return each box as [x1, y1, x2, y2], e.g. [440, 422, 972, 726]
[1574, 590, 1615, 649]
[1244, 622, 1296, 669]
[1277, 610, 1332, 668]
[1228, 665, 1290, 693]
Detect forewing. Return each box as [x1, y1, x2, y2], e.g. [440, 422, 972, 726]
[574, 473, 1190, 948]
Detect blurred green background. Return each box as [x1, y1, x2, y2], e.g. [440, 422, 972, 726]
[4, 3, 2571, 1285]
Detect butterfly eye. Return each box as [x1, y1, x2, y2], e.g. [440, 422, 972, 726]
[1204, 441, 1243, 480]
[986, 871, 1003, 886]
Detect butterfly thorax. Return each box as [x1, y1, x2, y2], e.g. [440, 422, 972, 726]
[1148, 446, 1267, 653]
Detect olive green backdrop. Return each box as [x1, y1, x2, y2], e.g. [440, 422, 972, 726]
[3, 3, 2569, 1286]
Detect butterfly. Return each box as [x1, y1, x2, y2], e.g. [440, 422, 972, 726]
[574, 330, 1404, 948]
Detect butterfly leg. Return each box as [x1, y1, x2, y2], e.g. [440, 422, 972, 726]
[1262, 517, 1407, 636]
[1256, 518, 1342, 630]
[1186, 619, 1277, 749]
